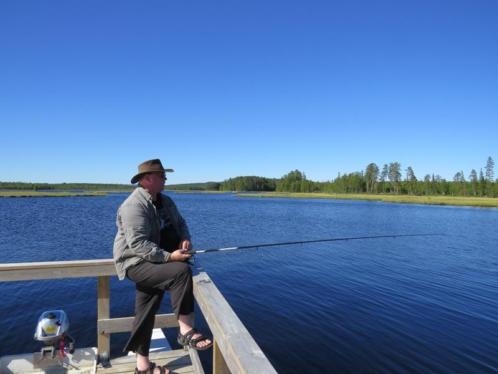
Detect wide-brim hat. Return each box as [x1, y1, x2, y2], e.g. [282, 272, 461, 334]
[131, 159, 174, 184]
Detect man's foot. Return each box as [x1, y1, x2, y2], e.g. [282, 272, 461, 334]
[190, 331, 212, 349]
[178, 328, 213, 350]
[136, 360, 174, 374]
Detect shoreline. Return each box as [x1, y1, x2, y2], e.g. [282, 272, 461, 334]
[0, 189, 222, 198]
[0, 191, 114, 198]
[236, 192, 498, 208]
[2, 189, 497, 208]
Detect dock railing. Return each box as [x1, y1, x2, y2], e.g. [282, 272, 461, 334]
[0, 259, 277, 374]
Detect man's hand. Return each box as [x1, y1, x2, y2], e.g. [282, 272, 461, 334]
[170, 248, 192, 262]
[180, 240, 192, 250]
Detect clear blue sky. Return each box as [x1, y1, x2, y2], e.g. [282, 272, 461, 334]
[1, 0, 497, 184]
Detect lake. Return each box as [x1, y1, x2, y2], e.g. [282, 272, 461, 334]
[1, 193, 498, 373]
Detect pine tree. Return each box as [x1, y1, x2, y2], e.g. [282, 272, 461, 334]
[424, 174, 431, 195]
[485, 156, 495, 181]
[479, 169, 486, 196]
[405, 166, 417, 194]
[406, 167, 417, 182]
[365, 163, 379, 193]
[380, 164, 389, 193]
[380, 165, 388, 182]
[388, 162, 402, 194]
[469, 169, 478, 196]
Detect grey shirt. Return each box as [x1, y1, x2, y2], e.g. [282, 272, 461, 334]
[113, 187, 191, 280]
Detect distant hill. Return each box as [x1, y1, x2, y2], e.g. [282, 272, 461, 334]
[165, 182, 221, 191]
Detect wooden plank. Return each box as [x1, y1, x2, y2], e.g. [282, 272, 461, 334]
[98, 276, 111, 365]
[98, 349, 194, 374]
[0, 259, 116, 281]
[98, 313, 179, 334]
[187, 348, 205, 374]
[99, 365, 194, 374]
[193, 272, 277, 374]
[0, 347, 97, 374]
[101, 367, 194, 374]
[213, 340, 229, 374]
[108, 350, 188, 366]
[0, 259, 114, 271]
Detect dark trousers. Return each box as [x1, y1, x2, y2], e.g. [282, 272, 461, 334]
[124, 261, 194, 356]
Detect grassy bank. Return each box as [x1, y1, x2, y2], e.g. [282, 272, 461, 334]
[3, 189, 496, 207]
[0, 190, 108, 198]
[237, 192, 498, 208]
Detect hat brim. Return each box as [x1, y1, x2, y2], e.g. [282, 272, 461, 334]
[131, 169, 174, 184]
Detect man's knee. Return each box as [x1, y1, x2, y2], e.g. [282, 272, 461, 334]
[174, 262, 192, 278]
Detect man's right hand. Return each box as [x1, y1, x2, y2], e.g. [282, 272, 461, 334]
[170, 249, 192, 262]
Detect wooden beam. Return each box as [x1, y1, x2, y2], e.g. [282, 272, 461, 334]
[213, 340, 230, 374]
[188, 347, 205, 374]
[98, 313, 179, 334]
[0, 259, 116, 281]
[193, 272, 277, 374]
[97, 276, 111, 365]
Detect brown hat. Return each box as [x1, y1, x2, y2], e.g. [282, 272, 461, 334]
[131, 159, 174, 184]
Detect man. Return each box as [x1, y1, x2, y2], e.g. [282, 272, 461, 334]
[113, 159, 212, 374]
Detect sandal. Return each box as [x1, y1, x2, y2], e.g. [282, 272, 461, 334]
[177, 328, 213, 351]
[135, 362, 156, 374]
[135, 362, 177, 374]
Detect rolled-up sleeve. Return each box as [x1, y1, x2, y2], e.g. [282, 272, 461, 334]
[120, 202, 169, 263]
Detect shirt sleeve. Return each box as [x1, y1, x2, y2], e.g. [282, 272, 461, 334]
[119, 202, 170, 263]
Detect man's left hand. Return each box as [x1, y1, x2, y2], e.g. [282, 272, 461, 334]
[180, 240, 192, 250]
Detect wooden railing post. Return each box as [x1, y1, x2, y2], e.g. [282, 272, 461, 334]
[213, 340, 230, 374]
[97, 275, 110, 366]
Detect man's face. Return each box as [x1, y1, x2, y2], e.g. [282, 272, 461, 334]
[141, 172, 166, 194]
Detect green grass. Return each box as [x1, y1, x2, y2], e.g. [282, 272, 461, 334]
[0, 190, 108, 198]
[237, 192, 498, 208]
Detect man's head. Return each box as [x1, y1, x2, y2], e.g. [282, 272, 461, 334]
[131, 159, 174, 194]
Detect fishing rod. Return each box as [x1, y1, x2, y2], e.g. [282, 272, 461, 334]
[187, 233, 442, 255]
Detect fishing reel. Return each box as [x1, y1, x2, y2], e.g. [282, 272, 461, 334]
[34, 310, 75, 359]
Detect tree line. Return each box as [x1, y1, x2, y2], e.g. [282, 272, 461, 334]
[2, 157, 496, 197]
[219, 176, 277, 192]
[218, 157, 497, 197]
[166, 182, 221, 191]
[0, 182, 133, 191]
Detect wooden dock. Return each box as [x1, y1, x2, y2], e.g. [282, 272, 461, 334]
[0, 260, 277, 374]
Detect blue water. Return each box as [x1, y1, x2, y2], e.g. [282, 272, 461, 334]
[1, 193, 498, 373]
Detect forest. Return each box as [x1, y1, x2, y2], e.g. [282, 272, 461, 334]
[2, 157, 496, 197]
[218, 157, 497, 197]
